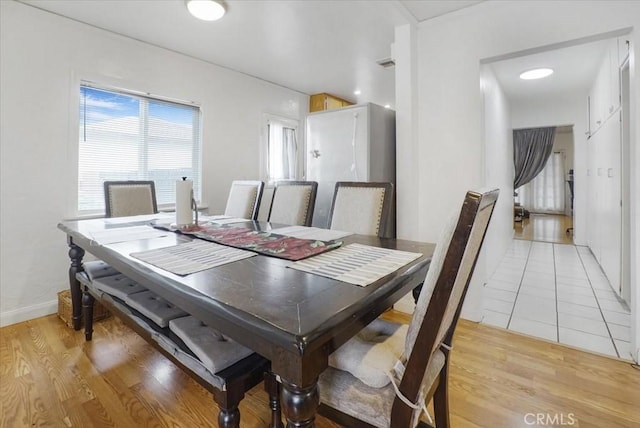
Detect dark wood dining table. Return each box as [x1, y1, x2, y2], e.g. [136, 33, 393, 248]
[58, 216, 434, 427]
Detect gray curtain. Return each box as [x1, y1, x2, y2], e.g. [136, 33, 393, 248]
[513, 126, 556, 190]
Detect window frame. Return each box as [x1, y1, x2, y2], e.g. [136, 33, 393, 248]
[74, 80, 203, 216]
[261, 113, 301, 185]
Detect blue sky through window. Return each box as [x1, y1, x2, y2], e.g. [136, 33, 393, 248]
[80, 87, 193, 126]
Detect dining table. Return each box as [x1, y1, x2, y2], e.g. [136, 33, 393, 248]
[58, 214, 434, 427]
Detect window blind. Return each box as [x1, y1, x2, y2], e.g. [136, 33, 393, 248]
[78, 84, 202, 213]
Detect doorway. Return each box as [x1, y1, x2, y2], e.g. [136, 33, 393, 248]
[514, 126, 575, 245]
[480, 34, 633, 360]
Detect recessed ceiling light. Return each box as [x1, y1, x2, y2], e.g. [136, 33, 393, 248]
[519, 68, 554, 80]
[354, 90, 361, 95]
[384, 104, 391, 109]
[186, 0, 225, 21]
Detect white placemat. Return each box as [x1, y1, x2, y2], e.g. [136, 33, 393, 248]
[270, 225, 352, 241]
[288, 243, 422, 286]
[103, 212, 174, 225]
[130, 240, 256, 276]
[89, 225, 170, 244]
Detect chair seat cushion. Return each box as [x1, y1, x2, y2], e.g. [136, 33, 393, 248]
[124, 290, 188, 328]
[83, 260, 119, 280]
[320, 349, 445, 428]
[93, 273, 147, 300]
[328, 318, 407, 388]
[169, 316, 254, 373]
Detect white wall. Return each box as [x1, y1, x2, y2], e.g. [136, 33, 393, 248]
[394, 23, 419, 240]
[0, 1, 307, 325]
[395, 0, 640, 360]
[481, 65, 514, 286]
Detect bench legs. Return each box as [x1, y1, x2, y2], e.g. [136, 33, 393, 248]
[213, 381, 244, 428]
[79, 284, 281, 427]
[264, 372, 284, 428]
[212, 373, 283, 428]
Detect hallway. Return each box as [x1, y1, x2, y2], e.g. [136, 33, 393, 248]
[514, 213, 573, 245]
[481, 239, 632, 360]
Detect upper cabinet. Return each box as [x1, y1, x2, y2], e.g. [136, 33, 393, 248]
[309, 93, 354, 112]
[588, 37, 630, 136]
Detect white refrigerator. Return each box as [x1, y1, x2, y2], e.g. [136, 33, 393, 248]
[305, 103, 396, 236]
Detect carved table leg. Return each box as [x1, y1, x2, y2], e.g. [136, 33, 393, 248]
[83, 289, 95, 341]
[67, 237, 85, 331]
[281, 379, 319, 428]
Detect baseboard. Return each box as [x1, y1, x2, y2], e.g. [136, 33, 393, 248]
[0, 299, 58, 327]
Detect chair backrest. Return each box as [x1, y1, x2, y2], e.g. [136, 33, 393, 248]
[104, 181, 158, 218]
[268, 181, 318, 227]
[391, 188, 499, 425]
[223, 180, 264, 220]
[327, 181, 393, 238]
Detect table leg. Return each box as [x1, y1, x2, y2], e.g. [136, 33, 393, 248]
[281, 378, 319, 428]
[83, 289, 95, 341]
[67, 237, 85, 331]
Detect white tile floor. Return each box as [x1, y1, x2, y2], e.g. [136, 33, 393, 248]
[481, 240, 633, 360]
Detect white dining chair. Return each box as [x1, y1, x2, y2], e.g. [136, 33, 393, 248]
[328, 181, 393, 237]
[104, 180, 158, 218]
[318, 188, 500, 427]
[224, 180, 264, 220]
[267, 181, 317, 226]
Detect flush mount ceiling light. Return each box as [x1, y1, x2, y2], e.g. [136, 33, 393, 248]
[519, 68, 554, 80]
[186, 0, 225, 21]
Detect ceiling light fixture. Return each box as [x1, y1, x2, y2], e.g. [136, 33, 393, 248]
[186, 0, 225, 21]
[354, 90, 361, 95]
[519, 68, 554, 80]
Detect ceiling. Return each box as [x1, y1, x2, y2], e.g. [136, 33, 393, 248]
[488, 39, 610, 105]
[20, 0, 609, 110]
[20, 0, 481, 108]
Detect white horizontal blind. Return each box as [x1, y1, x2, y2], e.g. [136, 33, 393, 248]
[78, 84, 201, 213]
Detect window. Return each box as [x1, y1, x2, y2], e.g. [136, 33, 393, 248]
[265, 116, 298, 183]
[78, 83, 201, 213]
[516, 151, 566, 214]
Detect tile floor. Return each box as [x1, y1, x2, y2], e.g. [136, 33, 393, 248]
[481, 239, 633, 360]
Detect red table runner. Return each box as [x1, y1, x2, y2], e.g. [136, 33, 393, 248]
[166, 224, 343, 261]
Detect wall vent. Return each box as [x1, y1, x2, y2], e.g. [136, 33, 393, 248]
[376, 57, 396, 68]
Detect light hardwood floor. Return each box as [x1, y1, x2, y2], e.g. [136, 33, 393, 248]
[514, 213, 574, 245]
[1, 312, 639, 427]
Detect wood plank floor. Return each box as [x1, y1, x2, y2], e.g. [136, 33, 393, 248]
[1, 312, 639, 427]
[514, 213, 574, 245]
